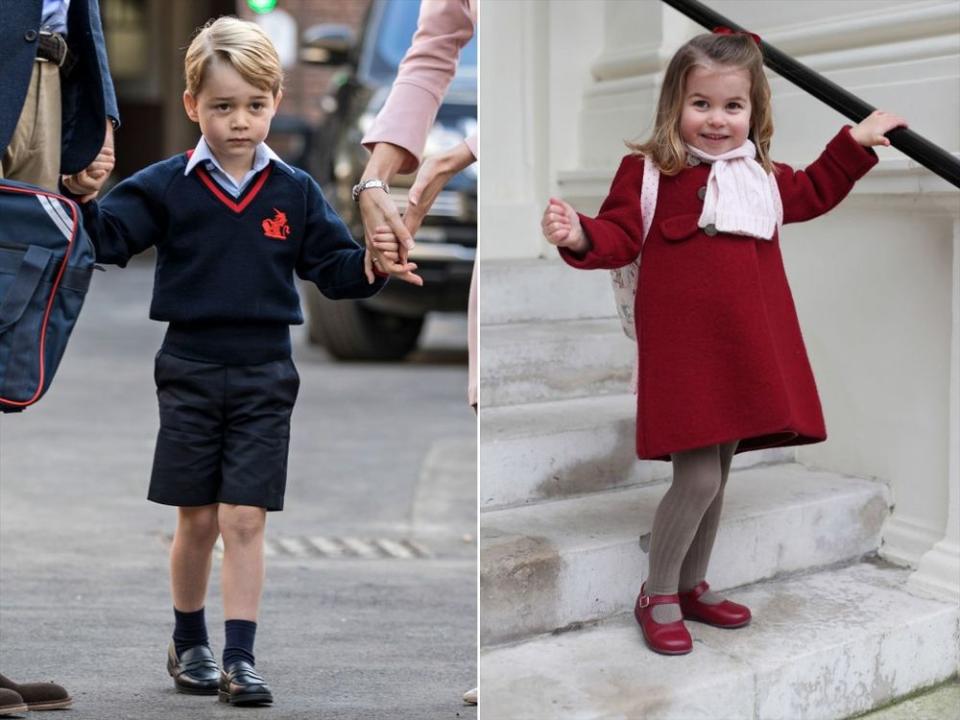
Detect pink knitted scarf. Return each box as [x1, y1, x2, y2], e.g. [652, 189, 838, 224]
[686, 139, 781, 240]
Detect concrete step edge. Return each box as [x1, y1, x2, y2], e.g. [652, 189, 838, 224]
[480, 464, 891, 645]
[479, 318, 635, 407]
[480, 393, 793, 509]
[478, 560, 960, 720]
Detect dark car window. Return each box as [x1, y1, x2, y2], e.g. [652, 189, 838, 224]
[364, 0, 477, 85]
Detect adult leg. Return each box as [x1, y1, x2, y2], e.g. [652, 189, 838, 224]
[645, 444, 723, 622]
[467, 262, 477, 409]
[678, 440, 739, 603]
[0, 61, 61, 191]
[0, 64, 68, 711]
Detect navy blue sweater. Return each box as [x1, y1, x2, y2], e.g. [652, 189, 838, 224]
[81, 153, 386, 364]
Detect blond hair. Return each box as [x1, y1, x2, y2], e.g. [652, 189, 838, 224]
[184, 16, 283, 96]
[629, 33, 775, 175]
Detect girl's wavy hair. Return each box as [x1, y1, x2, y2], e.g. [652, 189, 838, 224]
[185, 16, 284, 97]
[629, 33, 775, 175]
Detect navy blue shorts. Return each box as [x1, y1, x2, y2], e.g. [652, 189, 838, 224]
[148, 350, 300, 511]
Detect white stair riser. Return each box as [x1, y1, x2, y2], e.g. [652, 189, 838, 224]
[481, 407, 794, 508]
[481, 412, 644, 508]
[479, 259, 618, 325]
[479, 325, 634, 407]
[755, 611, 960, 720]
[480, 488, 889, 645]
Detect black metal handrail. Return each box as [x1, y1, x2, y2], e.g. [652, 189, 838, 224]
[662, 0, 960, 189]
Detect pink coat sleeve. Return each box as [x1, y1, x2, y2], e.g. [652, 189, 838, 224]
[361, 0, 476, 175]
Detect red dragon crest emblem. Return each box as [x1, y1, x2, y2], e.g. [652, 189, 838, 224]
[262, 208, 291, 240]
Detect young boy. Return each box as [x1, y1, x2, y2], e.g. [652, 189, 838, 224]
[63, 17, 405, 706]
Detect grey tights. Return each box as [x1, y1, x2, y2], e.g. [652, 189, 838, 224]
[645, 441, 738, 623]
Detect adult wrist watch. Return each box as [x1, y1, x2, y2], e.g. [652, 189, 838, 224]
[352, 179, 389, 203]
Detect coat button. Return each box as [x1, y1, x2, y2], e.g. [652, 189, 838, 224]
[687, 155, 701, 166]
[697, 186, 707, 200]
[703, 223, 718, 236]
[24, 30, 38, 42]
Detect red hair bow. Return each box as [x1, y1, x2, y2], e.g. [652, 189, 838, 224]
[713, 26, 761, 46]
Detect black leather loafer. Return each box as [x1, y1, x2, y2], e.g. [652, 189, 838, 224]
[218, 661, 273, 706]
[167, 641, 220, 695]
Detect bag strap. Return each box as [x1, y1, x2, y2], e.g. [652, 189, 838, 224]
[0, 245, 53, 333]
[640, 157, 659, 243]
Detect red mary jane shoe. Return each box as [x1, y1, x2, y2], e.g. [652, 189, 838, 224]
[678, 580, 751, 628]
[634, 583, 693, 655]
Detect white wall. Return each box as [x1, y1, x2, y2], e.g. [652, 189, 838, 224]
[478, 0, 604, 260]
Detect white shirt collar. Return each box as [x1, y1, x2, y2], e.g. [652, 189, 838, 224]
[184, 136, 292, 180]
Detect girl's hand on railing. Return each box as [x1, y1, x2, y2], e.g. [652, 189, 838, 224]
[851, 110, 908, 147]
[542, 198, 589, 254]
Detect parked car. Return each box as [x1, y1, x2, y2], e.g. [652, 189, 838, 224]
[297, 0, 477, 360]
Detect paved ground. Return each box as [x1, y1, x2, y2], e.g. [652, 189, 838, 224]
[852, 678, 960, 720]
[0, 257, 477, 720]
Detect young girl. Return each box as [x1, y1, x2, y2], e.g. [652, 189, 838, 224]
[540, 30, 906, 656]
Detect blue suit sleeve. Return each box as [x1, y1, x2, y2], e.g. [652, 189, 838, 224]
[87, 0, 119, 125]
[296, 177, 388, 299]
[79, 168, 167, 267]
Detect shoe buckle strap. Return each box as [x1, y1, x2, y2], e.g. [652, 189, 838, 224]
[688, 580, 710, 602]
[638, 595, 650, 609]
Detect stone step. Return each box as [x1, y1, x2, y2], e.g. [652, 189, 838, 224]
[479, 393, 793, 509]
[478, 257, 618, 325]
[480, 561, 960, 720]
[479, 318, 634, 407]
[480, 464, 890, 645]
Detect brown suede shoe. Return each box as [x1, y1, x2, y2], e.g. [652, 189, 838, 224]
[0, 674, 72, 711]
[0, 688, 27, 716]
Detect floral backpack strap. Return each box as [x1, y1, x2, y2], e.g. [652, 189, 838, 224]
[609, 157, 659, 342]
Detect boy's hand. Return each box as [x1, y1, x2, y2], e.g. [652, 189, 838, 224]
[850, 110, 908, 147]
[62, 120, 115, 202]
[368, 225, 418, 281]
[542, 197, 588, 254]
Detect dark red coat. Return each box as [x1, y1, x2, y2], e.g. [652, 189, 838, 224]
[560, 127, 878, 460]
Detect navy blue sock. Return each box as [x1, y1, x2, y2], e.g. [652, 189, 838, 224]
[223, 619, 257, 668]
[173, 607, 209, 654]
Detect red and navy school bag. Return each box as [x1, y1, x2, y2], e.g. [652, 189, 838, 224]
[0, 179, 95, 412]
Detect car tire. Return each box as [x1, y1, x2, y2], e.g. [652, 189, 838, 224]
[306, 291, 424, 361]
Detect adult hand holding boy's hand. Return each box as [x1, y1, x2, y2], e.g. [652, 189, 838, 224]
[62, 120, 115, 202]
[367, 225, 417, 280]
[359, 142, 422, 286]
[359, 188, 422, 286]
